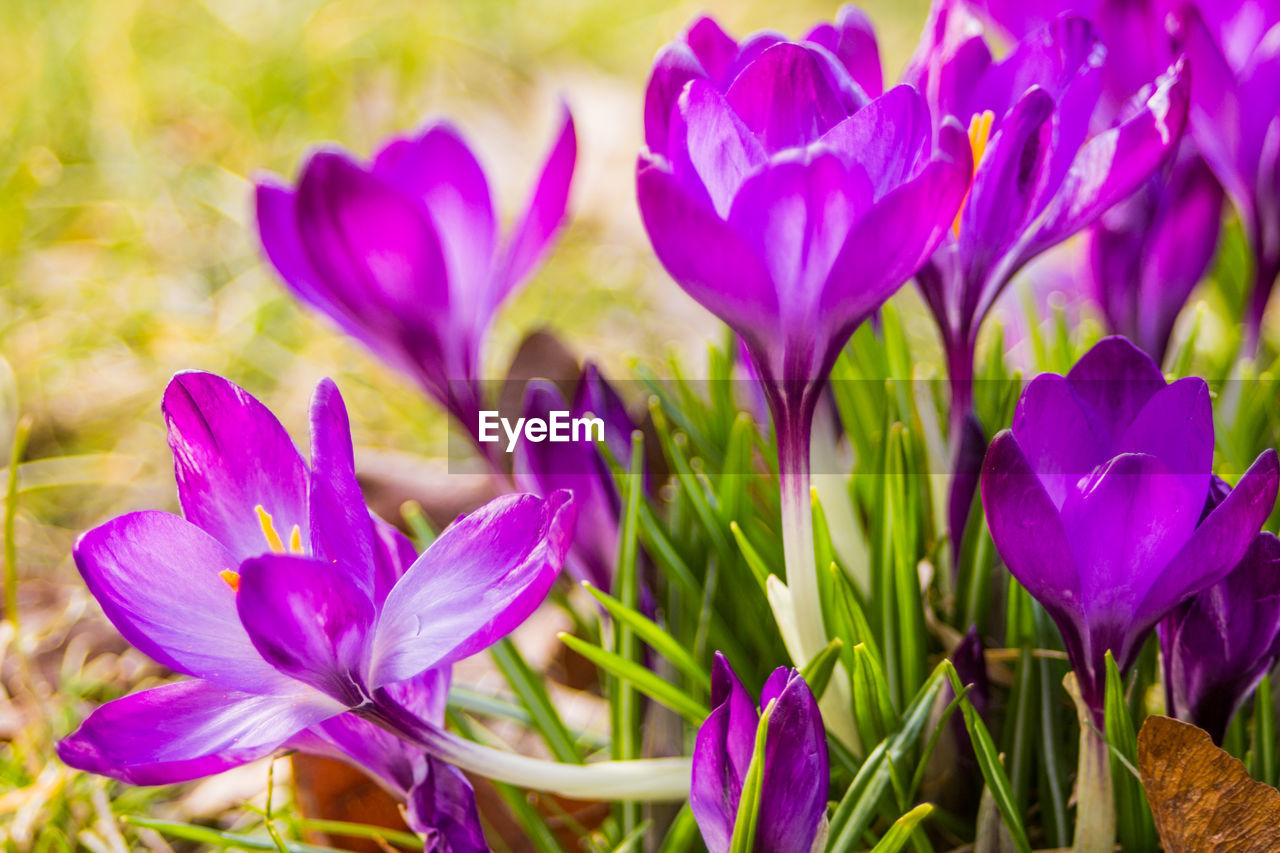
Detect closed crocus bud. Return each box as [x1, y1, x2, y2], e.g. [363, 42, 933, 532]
[980, 337, 1279, 719]
[255, 108, 576, 466]
[691, 653, 829, 853]
[1160, 510, 1280, 744]
[513, 365, 634, 590]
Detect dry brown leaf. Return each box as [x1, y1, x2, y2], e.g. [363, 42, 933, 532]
[1137, 714, 1280, 852]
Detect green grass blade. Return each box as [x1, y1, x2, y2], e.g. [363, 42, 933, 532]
[1104, 651, 1156, 852]
[799, 638, 843, 701]
[122, 817, 343, 852]
[869, 803, 935, 853]
[490, 638, 582, 764]
[583, 581, 711, 693]
[729, 701, 772, 853]
[560, 633, 709, 723]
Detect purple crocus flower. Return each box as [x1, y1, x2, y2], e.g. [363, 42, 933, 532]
[255, 109, 576, 468]
[513, 365, 634, 589]
[638, 12, 971, 666]
[980, 337, 1279, 717]
[905, 0, 1189, 418]
[644, 6, 883, 159]
[57, 371, 574, 848]
[1159, 486, 1280, 743]
[973, 0, 1225, 365]
[691, 653, 828, 853]
[1171, 1, 1280, 349]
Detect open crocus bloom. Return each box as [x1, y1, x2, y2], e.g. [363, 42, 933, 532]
[1159, 495, 1280, 744]
[255, 109, 576, 464]
[981, 337, 1278, 716]
[57, 372, 574, 841]
[905, 0, 1188, 416]
[691, 654, 828, 853]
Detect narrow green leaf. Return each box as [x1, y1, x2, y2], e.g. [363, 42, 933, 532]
[490, 638, 582, 764]
[612, 432, 646, 837]
[729, 520, 771, 594]
[297, 820, 425, 850]
[121, 818, 343, 852]
[851, 643, 900, 746]
[1256, 673, 1276, 787]
[583, 581, 711, 693]
[399, 499, 436, 550]
[944, 663, 1032, 853]
[1104, 651, 1157, 852]
[559, 633, 709, 723]
[869, 803, 935, 853]
[799, 638, 843, 701]
[656, 805, 701, 853]
[729, 700, 774, 853]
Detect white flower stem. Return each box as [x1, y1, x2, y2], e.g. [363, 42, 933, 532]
[1065, 673, 1116, 853]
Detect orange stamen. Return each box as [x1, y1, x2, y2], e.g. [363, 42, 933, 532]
[954, 110, 994, 236]
[218, 569, 241, 592]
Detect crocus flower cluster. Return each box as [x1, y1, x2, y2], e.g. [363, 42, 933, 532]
[974, 0, 1225, 365]
[255, 109, 576, 467]
[1160, 502, 1280, 743]
[1173, 0, 1280, 347]
[691, 654, 828, 853]
[906, 0, 1189, 415]
[58, 372, 575, 847]
[981, 337, 1279, 716]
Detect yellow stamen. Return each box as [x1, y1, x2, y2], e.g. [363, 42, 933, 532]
[289, 524, 303, 554]
[219, 569, 241, 592]
[255, 504, 286, 553]
[954, 110, 995, 236]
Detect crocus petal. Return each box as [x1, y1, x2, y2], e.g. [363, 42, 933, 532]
[1114, 378, 1213, 510]
[1063, 336, 1167, 438]
[981, 431, 1082, 618]
[1016, 60, 1190, 265]
[296, 150, 452, 333]
[372, 513, 419, 604]
[903, 0, 994, 122]
[822, 123, 972, 330]
[756, 671, 828, 853]
[805, 5, 883, 97]
[372, 123, 497, 300]
[307, 378, 377, 596]
[727, 152, 871, 325]
[672, 79, 768, 218]
[636, 158, 779, 338]
[407, 756, 488, 853]
[958, 86, 1055, 313]
[369, 492, 575, 687]
[73, 511, 289, 694]
[691, 654, 759, 853]
[57, 680, 341, 786]
[1060, 453, 1201, 633]
[819, 85, 932, 197]
[496, 105, 577, 302]
[256, 181, 351, 331]
[645, 43, 711, 156]
[1011, 374, 1110, 508]
[237, 554, 377, 706]
[724, 42, 851, 151]
[1135, 449, 1280, 630]
[162, 371, 309, 563]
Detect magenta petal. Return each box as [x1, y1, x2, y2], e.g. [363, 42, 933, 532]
[725, 42, 852, 151]
[296, 150, 452, 330]
[1063, 336, 1167, 437]
[369, 492, 576, 687]
[1115, 378, 1213, 508]
[691, 654, 759, 853]
[57, 680, 340, 785]
[74, 511, 288, 693]
[636, 159, 779, 337]
[307, 378, 376, 594]
[407, 756, 488, 852]
[819, 85, 932, 197]
[496, 105, 577, 302]
[1011, 374, 1110, 508]
[372, 123, 497, 299]
[1060, 454, 1202, 633]
[237, 554, 376, 705]
[256, 181, 350, 329]
[163, 372, 309, 563]
[645, 42, 710, 156]
[981, 431, 1082, 617]
[372, 513, 419, 604]
[806, 6, 883, 97]
[673, 79, 767, 218]
[1018, 60, 1190, 264]
[1136, 449, 1280, 630]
